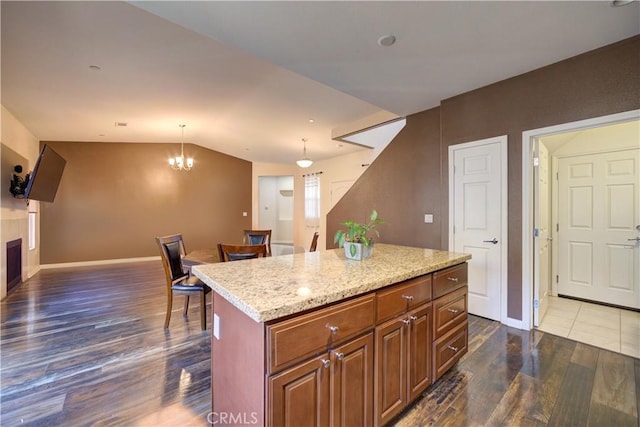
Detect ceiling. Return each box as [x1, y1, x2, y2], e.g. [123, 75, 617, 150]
[2, 1, 638, 164]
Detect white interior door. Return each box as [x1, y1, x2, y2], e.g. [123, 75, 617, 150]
[557, 149, 640, 309]
[533, 142, 551, 326]
[451, 137, 506, 321]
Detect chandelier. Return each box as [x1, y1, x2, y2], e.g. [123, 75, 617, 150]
[169, 124, 194, 171]
[296, 138, 313, 168]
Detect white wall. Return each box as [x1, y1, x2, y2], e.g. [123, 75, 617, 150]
[258, 176, 294, 243]
[545, 120, 639, 156]
[1, 106, 40, 299]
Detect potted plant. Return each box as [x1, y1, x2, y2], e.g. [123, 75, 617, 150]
[333, 209, 384, 260]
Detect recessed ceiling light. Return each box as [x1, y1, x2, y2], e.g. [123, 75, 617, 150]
[610, 0, 635, 5]
[89, 65, 101, 70]
[377, 35, 396, 47]
[309, 119, 315, 123]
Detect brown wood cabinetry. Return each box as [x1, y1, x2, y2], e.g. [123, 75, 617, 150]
[268, 332, 374, 427]
[374, 302, 433, 426]
[210, 261, 468, 427]
[267, 295, 375, 373]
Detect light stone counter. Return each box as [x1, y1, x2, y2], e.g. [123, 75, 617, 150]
[192, 243, 470, 323]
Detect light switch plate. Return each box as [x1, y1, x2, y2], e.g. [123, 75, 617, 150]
[424, 214, 434, 223]
[242, 212, 248, 217]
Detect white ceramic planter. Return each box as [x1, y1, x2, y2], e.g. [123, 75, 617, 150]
[343, 242, 374, 260]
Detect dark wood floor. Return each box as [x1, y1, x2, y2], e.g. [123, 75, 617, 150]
[1, 261, 639, 426]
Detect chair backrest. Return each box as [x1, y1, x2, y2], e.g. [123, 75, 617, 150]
[156, 234, 188, 284]
[309, 232, 319, 252]
[217, 243, 268, 262]
[243, 229, 272, 255]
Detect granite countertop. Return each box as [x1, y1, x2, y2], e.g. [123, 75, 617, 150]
[192, 243, 471, 323]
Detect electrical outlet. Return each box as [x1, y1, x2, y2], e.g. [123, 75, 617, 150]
[242, 212, 248, 217]
[424, 214, 434, 223]
[213, 314, 220, 340]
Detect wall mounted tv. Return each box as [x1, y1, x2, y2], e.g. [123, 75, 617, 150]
[24, 144, 66, 202]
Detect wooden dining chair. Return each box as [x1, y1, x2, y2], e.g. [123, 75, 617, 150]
[217, 243, 268, 262]
[156, 234, 210, 330]
[309, 232, 319, 252]
[242, 229, 272, 256]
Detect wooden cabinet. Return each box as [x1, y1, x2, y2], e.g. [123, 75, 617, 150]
[374, 303, 432, 426]
[268, 352, 330, 427]
[211, 260, 468, 427]
[267, 295, 375, 427]
[433, 321, 467, 380]
[330, 333, 374, 427]
[407, 304, 432, 402]
[267, 295, 375, 373]
[268, 333, 374, 427]
[432, 265, 468, 383]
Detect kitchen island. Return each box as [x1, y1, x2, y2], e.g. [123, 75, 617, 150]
[193, 244, 471, 426]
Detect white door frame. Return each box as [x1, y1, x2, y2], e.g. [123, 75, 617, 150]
[521, 109, 640, 330]
[448, 135, 509, 326]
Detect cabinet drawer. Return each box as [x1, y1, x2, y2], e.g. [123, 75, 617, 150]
[433, 322, 468, 381]
[267, 294, 375, 373]
[433, 263, 467, 299]
[376, 274, 432, 323]
[433, 287, 467, 339]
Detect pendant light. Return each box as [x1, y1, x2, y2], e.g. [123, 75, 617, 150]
[296, 138, 313, 168]
[169, 124, 194, 171]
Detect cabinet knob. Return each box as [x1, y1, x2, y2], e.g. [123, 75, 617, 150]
[447, 277, 459, 282]
[447, 345, 458, 352]
[400, 318, 411, 325]
[401, 295, 414, 301]
[334, 351, 344, 361]
[446, 308, 459, 314]
[321, 359, 331, 368]
[409, 315, 418, 321]
[326, 324, 339, 334]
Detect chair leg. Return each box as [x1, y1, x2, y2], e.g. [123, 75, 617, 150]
[183, 296, 190, 316]
[200, 291, 207, 331]
[164, 293, 173, 329]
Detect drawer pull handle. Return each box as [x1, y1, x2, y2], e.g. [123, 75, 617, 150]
[447, 345, 458, 352]
[326, 324, 339, 334]
[409, 315, 418, 321]
[401, 295, 414, 301]
[334, 351, 344, 361]
[447, 308, 459, 314]
[321, 359, 331, 368]
[447, 277, 459, 282]
[400, 318, 411, 325]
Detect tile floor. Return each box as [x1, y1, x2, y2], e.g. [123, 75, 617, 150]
[537, 295, 640, 358]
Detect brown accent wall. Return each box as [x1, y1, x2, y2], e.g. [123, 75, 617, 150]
[39, 141, 252, 264]
[328, 35, 640, 321]
[327, 107, 442, 249]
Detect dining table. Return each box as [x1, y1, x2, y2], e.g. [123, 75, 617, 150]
[182, 248, 220, 269]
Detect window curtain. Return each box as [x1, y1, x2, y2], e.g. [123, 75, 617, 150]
[304, 175, 320, 227]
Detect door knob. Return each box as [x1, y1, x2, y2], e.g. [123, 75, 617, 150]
[483, 238, 499, 244]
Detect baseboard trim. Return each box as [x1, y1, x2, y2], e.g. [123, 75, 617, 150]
[40, 256, 161, 269]
[504, 316, 526, 330]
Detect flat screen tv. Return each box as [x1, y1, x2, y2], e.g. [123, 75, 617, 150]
[24, 144, 66, 202]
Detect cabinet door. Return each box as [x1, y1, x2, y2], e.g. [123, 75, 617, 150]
[268, 353, 330, 427]
[407, 303, 432, 401]
[330, 333, 374, 427]
[374, 317, 407, 427]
